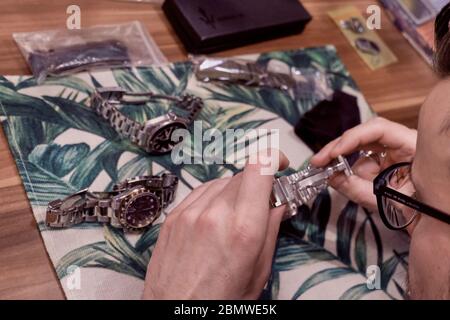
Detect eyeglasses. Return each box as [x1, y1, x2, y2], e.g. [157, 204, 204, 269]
[373, 163, 450, 230]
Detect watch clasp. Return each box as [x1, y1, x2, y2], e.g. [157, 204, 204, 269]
[271, 156, 353, 219]
[96, 87, 127, 104]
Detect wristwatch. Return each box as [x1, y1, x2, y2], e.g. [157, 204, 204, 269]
[46, 173, 179, 232]
[270, 156, 353, 219]
[91, 87, 203, 154]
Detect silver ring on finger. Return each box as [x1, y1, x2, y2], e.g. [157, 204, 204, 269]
[359, 149, 387, 166]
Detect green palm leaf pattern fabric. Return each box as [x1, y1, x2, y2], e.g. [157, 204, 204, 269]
[0, 46, 410, 299]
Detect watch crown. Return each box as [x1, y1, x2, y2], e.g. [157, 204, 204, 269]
[167, 111, 178, 120]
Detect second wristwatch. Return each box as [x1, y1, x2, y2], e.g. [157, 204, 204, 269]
[46, 173, 179, 232]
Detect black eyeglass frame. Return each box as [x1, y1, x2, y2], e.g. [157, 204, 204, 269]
[373, 162, 450, 230]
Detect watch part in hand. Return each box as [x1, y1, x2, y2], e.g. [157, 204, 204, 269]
[91, 87, 203, 154]
[270, 156, 353, 219]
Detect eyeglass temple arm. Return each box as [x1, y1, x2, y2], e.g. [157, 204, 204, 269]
[376, 185, 450, 225]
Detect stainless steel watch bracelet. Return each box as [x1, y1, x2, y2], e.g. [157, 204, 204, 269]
[46, 173, 178, 229]
[270, 156, 353, 219]
[194, 58, 296, 91]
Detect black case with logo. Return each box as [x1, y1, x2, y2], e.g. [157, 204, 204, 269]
[162, 0, 312, 53]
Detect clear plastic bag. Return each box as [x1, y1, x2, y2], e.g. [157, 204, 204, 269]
[291, 68, 333, 102]
[13, 21, 167, 84]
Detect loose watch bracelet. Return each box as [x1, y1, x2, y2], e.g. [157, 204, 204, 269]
[46, 173, 178, 229]
[270, 156, 353, 219]
[90, 87, 204, 153]
[194, 58, 296, 91]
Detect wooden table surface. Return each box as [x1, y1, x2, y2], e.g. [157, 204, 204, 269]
[0, 0, 439, 299]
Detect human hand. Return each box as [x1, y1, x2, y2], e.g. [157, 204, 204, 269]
[143, 151, 289, 300]
[310, 117, 417, 211]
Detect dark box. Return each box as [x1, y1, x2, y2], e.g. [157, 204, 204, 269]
[162, 0, 312, 53]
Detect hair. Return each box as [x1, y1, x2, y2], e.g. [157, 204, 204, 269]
[434, 3, 450, 76]
[434, 3, 450, 138]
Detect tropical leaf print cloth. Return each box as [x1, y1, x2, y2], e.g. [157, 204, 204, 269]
[0, 46, 410, 300]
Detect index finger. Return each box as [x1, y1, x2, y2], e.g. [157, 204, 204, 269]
[312, 118, 414, 166]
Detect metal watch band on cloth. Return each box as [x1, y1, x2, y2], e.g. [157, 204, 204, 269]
[46, 173, 178, 229]
[270, 156, 353, 218]
[238, 62, 296, 90]
[90, 87, 203, 153]
[194, 58, 295, 91]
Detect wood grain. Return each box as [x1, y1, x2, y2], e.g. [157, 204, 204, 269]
[0, 0, 439, 299]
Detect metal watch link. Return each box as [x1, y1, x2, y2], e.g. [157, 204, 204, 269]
[91, 87, 203, 154]
[46, 173, 179, 232]
[270, 156, 353, 219]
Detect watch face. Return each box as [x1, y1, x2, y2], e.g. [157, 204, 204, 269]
[148, 121, 187, 154]
[123, 192, 160, 229]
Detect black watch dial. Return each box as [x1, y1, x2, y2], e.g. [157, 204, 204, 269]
[123, 192, 160, 229]
[148, 122, 187, 154]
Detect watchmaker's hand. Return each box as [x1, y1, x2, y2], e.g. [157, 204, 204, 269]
[143, 151, 289, 300]
[311, 117, 417, 211]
